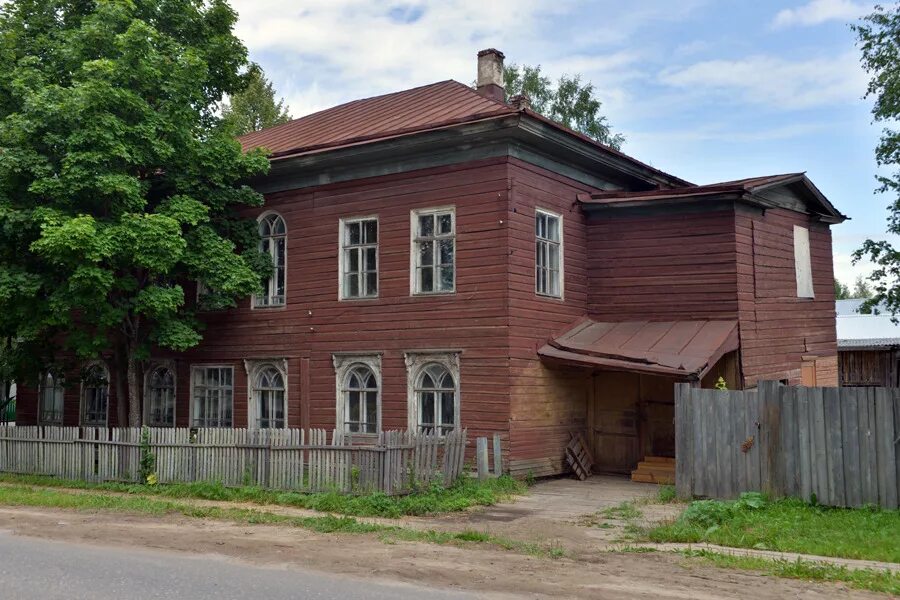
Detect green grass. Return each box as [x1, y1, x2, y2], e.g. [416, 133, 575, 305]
[601, 501, 643, 520]
[0, 483, 563, 558]
[649, 492, 900, 563]
[682, 549, 900, 596]
[0, 473, 526, 518]
[656, 485, 677, 504]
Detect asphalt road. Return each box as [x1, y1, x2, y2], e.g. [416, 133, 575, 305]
[0, 531, 476, 599]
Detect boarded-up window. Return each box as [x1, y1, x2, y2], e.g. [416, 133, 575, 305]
[793, 225, 814, 298]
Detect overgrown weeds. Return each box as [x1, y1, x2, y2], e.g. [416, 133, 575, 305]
[649, 492, 900, 563]
[0, 473, 526, 518]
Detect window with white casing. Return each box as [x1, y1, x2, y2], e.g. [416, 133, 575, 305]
[405, 352, 460, 434]
[340, 217, 378, 299]
[145, 363, 176, 427]
[246, 360, 287, 428]
[255, 212, 286, 308]
[535, 209, 563, 298]
[412, 207, 455, 294]
[191, 366, 233, 427]
[80, 362, 109, 426]
[794, 225, 814, 298]
[39, 371, 64, 425]
[333, 354, 381, 434]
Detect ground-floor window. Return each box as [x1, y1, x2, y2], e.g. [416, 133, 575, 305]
[248, 362, 287, 428]
[146, 364, 176, 427]
[404, 352, 460, 434]
[332, 354, 381, 434]
[39, 371, 64, 425]
[191, 366, 233, 427]
[80, 362, 109, 426]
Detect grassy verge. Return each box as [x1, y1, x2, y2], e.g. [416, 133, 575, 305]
[0, 473, 526, 518]
[0, 483, 563, 558]
[648, 492, 900, 563]
[681, 549, 900, 596]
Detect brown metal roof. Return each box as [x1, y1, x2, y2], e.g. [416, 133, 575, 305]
[237, 79, 691, 187]
[579, 172, 846, 221]
[539, 319, 740, 380]
[239, 80, 516, 158]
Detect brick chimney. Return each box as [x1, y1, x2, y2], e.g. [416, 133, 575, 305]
[476, 49, 505, 103]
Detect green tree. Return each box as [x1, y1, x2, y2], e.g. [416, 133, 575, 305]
[834, 278, 851, 300]
[0, 0, 271, 425]
[853, 275, 874, 299]
[853, 4, 900, 315]
[222, 64, 292, 136]
[503, 64, 625, 150]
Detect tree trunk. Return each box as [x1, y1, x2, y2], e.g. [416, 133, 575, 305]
[126, 345, 141, 427]
[114, 345, 128, 427]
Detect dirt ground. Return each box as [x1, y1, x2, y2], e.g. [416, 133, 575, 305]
[0, 476, 888, 599]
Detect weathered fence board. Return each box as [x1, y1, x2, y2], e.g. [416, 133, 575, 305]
[676, 382, 900, 509]
[0, 426, 469, 496]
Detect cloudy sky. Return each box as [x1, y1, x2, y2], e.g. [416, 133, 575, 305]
[229, 0, 886, 285]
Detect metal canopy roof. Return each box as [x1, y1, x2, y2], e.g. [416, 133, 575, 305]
[539, 319, 740, 380]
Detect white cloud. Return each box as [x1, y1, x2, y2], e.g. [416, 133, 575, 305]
[771, 0, 872, 29]
[659, 52, 867, 110]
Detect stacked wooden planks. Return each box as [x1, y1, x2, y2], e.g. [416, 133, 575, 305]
[631, 456, 675, 484]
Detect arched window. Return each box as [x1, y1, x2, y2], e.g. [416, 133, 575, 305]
[39, 372, 64, 425]
[343, 365, 378, 433]
[81, 362, 109, 426]
[255, 213, 286, 307]
[146, 366, 176, 427]
[253, 365, 285, 428]
[415, 363, 457, 434]
[333, 354, 381, 434]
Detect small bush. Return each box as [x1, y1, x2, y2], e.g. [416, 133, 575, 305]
[656, 485, 677, 504]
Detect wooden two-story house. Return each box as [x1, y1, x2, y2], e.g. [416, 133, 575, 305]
[16, 49, 846, 477]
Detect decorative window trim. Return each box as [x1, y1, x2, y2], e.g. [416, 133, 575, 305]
[409, 206, 456, 296]
[404, 351, 461, 433]
[243, 358, 289, 429]
[535, 207, 564, 299]
[143, 360, 176, 427]
[332, 353, 382, 434]
[189, 364, 234, 428]
[253, 211, 287, 309]
[793, 225, 815, 299]
[79, 360, 110, 427]
[38, 370, 65, 426]
[338, 215, 379, 300]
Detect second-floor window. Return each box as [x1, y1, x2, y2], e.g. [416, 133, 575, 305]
[535, 209, 563, 298]
[340, 217, 378, 299]
[256, 213, 286, 308]
[412, 207, 455, 294]
[191, 366, 233, 427]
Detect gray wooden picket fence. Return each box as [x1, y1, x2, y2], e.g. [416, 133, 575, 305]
[675, 382, 900, 509]
[0, 426, 467, 496]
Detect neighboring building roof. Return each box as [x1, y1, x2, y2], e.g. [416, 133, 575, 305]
[238, 79, 692, 188]
[836, 298, 868, 316]
[538, 319, 739, 380]
[837, 312, 900, 349]
[578, 173, 847, 222]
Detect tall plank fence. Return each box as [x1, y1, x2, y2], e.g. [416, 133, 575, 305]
[0, 426, 467, 496]
[676, 382, 900, 509]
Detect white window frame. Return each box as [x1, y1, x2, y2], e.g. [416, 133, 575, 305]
[410, 206, 456, 295]
[404, 351, 461, 434]
[535, 208, 564, 299]
[244, 359, 288, 429]
[253, 211, 287, 309]
[79, 361, 110, 427]
[793, 225, 814, 299]
[189, 365, 234, 428]
[338, 216, 379, 300]
[38, 371, 65, 426]
[332, 353, 382, 434]
[144, 360, 176, 428]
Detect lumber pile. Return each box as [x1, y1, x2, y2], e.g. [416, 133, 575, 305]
[631, 456, 675, 484]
